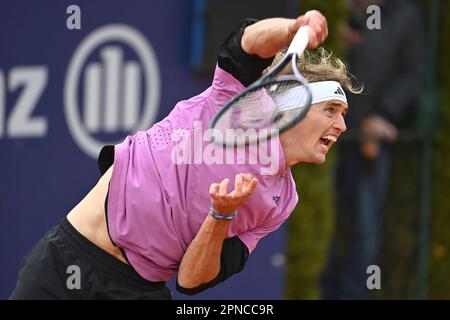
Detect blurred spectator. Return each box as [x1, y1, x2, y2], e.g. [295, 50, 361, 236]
[320, 0, 425, 299]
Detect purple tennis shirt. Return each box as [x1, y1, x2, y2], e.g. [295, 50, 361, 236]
[107, 65, 299, 282]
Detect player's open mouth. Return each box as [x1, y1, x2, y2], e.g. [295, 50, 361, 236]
[319, 135, 337, 152]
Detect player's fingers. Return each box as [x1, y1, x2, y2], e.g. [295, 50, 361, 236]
[234, 174, 243, 196]
[241, 173, 254, 185]
[294, 9, 322, 28]
[210, 193, 221, 205]
[311, 20, 324, 39]
[317, 22, 327, 43]
[219, 178, 229, 197]
[307, 31, 319, 48]
[288, 15, 308, 43]
[209, 183, 219, 195]
[295, 14, 309, 29]
[209, 183, 222, 203]
[306, 10, 328, 45]
[243, 178, 258, 197]
[322, 14, 329, 40]
[308, 9, 327, 29]
[321, 18, 329, 43]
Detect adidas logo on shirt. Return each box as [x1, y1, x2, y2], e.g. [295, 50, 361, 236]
[272, 196, 280, 206]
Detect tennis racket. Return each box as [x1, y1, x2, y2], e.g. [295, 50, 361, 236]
[209, 25, 312, 147]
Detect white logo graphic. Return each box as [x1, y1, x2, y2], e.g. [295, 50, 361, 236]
[66, 265, 81, 290]
[64, 24, 160, 158]
[0, 67, 48, 138]
[366, 5, 381, 30]
[66, 5, 81, 30]
[170, 121, 280, 175]
[366, 264, 381, 290]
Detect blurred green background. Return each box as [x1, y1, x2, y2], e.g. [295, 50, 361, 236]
[286, 0, 450, 299]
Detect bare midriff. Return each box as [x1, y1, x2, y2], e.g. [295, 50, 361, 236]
[66, 165, 129, 265]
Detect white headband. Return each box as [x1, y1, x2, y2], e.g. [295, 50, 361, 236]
[276, 81, 347, 112]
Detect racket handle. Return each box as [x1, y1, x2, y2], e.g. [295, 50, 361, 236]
[286, 25, 309, 56]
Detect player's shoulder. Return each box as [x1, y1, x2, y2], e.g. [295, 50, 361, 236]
[212, 64, 246, 94]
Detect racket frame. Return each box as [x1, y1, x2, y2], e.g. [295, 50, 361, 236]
[209, 26, 312, 147]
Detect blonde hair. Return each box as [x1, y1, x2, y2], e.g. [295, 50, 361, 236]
[264, 47, 363, 95]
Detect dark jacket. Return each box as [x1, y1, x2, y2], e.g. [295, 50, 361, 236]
[345, 0, 425, 128]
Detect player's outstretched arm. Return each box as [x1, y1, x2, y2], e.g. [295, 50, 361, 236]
[177, 174, 257, 289]
[241, 10, 329, 58]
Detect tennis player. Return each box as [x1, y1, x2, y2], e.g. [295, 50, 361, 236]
[11, 10, 358, 299]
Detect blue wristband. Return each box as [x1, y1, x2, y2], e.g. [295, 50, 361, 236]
[209, 207, 237, 220]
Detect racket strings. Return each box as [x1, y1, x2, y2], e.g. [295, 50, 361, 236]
[217, 79, 309, 131]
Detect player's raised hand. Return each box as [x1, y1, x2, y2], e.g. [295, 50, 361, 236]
[241, 10, 328, 58]
[209, 174, 258, 216]
[289, 10, 329, 49]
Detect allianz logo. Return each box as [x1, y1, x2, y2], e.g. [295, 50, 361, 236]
[82, 46, 143, 133]
[0, 24, 160, 159]
[65, 24, 161, 158]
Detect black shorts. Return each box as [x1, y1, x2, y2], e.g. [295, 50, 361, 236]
[10, 217, 171, 300]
